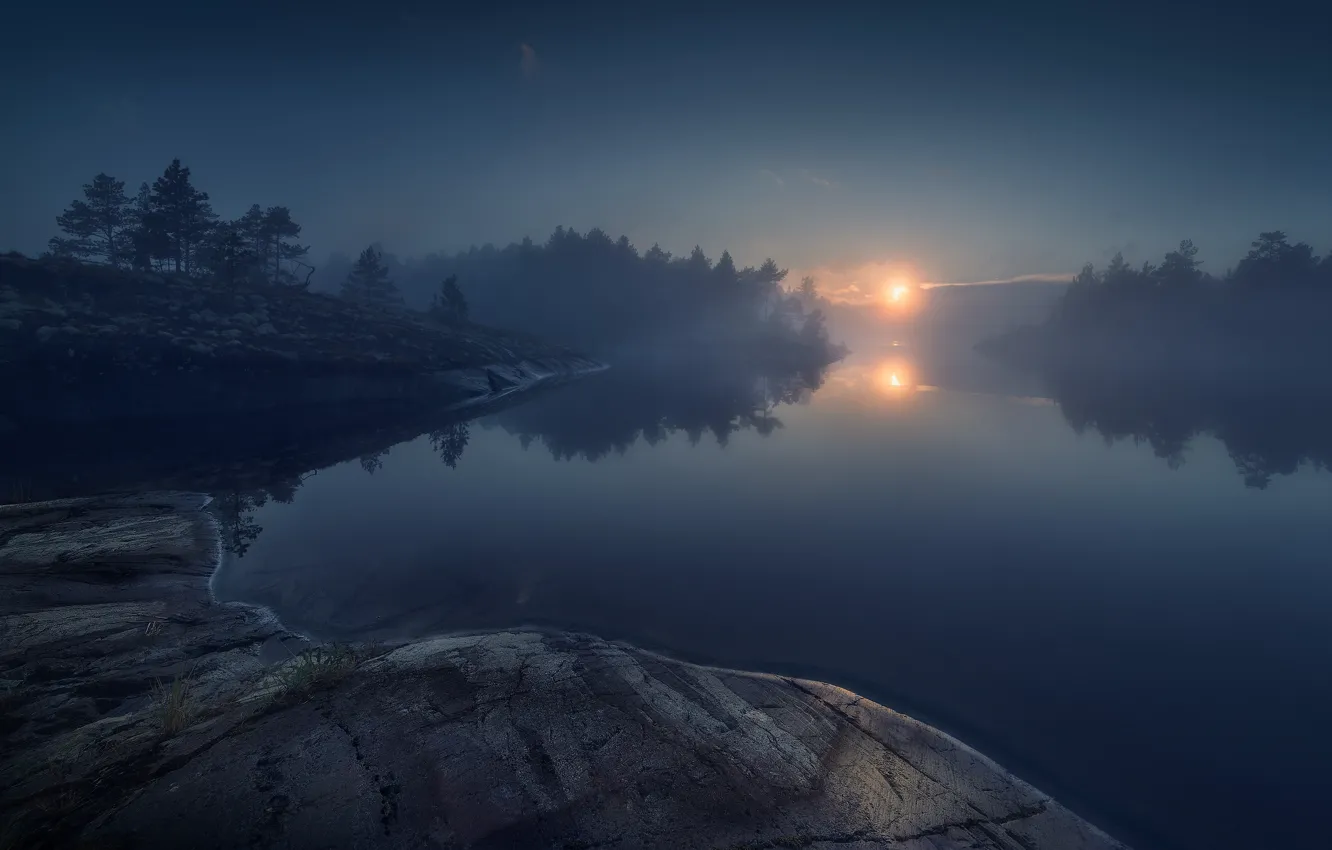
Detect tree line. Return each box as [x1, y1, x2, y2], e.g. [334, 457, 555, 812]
[47, 162, 311, 288]
[44, 163, 473, 323]
[1054, 231, 1332, 331]
[316, 227, 836, 360]
[46, 164, 836, 352]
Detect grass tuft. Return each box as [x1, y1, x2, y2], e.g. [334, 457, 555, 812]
[271, 645, 358, 704]
[151, 672, 195, 735]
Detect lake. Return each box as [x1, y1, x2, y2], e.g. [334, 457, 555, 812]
[211, 340, 1332, 850]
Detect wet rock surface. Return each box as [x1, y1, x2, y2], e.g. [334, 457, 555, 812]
[0, 494, 1127, 850]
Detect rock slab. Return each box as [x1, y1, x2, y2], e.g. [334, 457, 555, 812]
[0, 495, 1128, 850]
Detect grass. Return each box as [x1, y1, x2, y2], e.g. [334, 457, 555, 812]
[151, 671, 196, 735]
[271, 645, 358, 704]
[32, 785, 84, 818]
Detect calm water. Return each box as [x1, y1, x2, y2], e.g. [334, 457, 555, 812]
[212, 344, 1332, 850]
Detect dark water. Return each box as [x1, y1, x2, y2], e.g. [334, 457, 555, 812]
[211, 343, 1332, 850]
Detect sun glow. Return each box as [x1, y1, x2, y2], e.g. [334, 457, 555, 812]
[882, 274, 918, 314]
[873, 359, 916, 397]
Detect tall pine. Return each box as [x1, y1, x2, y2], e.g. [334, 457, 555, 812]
[340, 246, 402, 309]
[260, 206, 309, 286]
[48, 173, 131, 265]
[126, 182, 169, 271]
[428, 275, 469, 323]
[149, 159, 217, 276]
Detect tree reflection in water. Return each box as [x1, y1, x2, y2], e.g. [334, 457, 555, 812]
[214, 356, 834, 556]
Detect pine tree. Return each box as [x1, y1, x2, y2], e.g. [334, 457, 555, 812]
[340, 246, 402, 309]
[149, 159, 217, 275]
[49, 173, 131, 265]
[202, 223, 257, 289]
[260, 206, 309, 286]
[236, 204, 267, 259]
[126, 182, 169, 271]
[428, 275, 469, 323]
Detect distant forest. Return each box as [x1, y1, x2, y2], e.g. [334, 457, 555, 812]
[312, 230, 838, 360]
[1043, 233, 1332, 359]
[42, 163, 841, 362]
[981, 232, 1332, 488]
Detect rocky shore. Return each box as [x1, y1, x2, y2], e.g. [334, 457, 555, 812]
[0, 254, 604, 427]
[0, 494, 1128, 849]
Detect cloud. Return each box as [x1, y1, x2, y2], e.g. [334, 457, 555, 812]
[926, 272, 1075, 288]
[520, 43, 540, 78]
[798, 170, 838, 189]
[759, 169, 785, 188]
[792, 264, 1073, 306]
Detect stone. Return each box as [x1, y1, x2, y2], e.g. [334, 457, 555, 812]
[231, 312, 258, 327]
[35, 325, 57, 342]
[0, 494, 1128, 850]
[255, 322, 277, 336]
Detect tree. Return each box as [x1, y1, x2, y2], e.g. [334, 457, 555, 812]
[713, 250, 738, 288]
[1157, 239, 1202, 289]
[148, 159, 217, 275]
[202, 224, 257, 289]
[798, 276, 818, 303]
[428, 275, 469, 323]
[126, 182, 169, 272]
[49, 173, 132, 265]
[340, 245, 402, 309]
[686, 246, 711, 274]
[1234, 231, 1318, 288]
[259, 206, 309, 286]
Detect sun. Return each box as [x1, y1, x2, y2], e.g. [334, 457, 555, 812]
[883, 275, 916, 311]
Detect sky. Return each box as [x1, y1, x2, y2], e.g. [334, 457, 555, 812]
[3, 0, 1330, 292]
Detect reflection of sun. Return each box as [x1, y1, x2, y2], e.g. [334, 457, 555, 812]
[873, 359, 915, 396]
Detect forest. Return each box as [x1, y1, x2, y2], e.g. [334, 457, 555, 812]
[978, 232, 1332, 488]
[43, 163, 842, 364]
[1032, 232, 1332, 368]
[313, 230, 839, 362]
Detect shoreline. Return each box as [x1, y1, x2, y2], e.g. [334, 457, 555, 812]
[1, 493, 1129, 849]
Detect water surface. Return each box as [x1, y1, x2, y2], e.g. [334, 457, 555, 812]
[212, 343, 1332, 850]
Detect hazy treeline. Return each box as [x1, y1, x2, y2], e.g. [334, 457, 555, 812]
[43, 166, 836, 357]
[1050, 232, 1332, 356]
[315, 229, 838, 360]
[992, 231, 1332, 487]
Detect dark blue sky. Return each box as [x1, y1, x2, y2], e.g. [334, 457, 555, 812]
[4, 0, 1329, 287]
